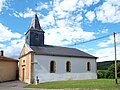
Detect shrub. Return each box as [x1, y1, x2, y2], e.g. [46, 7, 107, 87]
[97, 70, 106, 78]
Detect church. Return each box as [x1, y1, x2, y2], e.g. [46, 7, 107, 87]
[19, 14, 97, 84]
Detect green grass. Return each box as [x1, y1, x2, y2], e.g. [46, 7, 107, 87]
[25, 79, 120, 90]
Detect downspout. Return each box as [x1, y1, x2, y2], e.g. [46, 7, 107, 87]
[95, 57, 98, 79]
[31, 52, 34, 84]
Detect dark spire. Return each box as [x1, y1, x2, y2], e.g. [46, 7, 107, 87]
[28, 14, 42, 30]
[25, 14, 45, 46]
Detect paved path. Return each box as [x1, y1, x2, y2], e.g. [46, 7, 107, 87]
[0, 80, 46, 90]
[0, 81, 67, 90]
[0, 80, 26, 87]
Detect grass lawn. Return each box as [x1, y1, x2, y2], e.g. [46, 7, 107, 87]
[25, 79, 120, 90]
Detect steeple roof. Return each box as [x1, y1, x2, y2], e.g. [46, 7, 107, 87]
[28, 14, 42, 30]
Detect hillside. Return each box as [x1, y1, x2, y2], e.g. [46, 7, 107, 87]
[97, 61, 120, 70]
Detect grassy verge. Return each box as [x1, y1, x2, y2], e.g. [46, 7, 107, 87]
[25, 79, 120, 90]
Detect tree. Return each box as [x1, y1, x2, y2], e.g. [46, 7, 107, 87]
[106, 62, 120, 79]
[97, 70, 106, 78]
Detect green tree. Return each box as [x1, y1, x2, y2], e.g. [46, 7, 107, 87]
[106, 62, 120, 79]
[97, 70, 106, 78]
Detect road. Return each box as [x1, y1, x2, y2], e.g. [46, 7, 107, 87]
[0, 80, 45, 90]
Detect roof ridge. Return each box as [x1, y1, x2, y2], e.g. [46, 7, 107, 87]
[0, 56, 18, 61]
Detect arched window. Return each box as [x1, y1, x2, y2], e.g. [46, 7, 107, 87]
[66, 61, 71, 72]
[50, 61, 56, 73]
[87, 62, 91, 71]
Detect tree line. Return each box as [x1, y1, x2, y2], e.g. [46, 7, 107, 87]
[97, 62, 120, 79]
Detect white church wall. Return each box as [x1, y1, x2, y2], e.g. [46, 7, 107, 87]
[33, 55, 97, 83]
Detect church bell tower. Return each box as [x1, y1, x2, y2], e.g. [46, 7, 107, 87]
[25, 14, 44, 46]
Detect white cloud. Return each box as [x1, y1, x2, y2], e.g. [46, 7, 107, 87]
[101, 29, 108, 33]
[7, 0, 120, 61]
[76, 13, 83, 21]
[94, 46, 120, 62]
[96, 0, 120, 23]
[36, 0, 96, 46]
[36, 2, 49, 10]
[85, 11, 95, 22]
[98, 33, 120, 47]
[13, 12, 20, 18]
[45, 27, 95, 46]
[53, 0, 83, 19]
[84, 0, 100, 6]
[96, 33, 120, 62]
[0, 23, 22, 42]
[97, 36, 113, 47]
[0, 0, 5, 12]
[77, 0, 84, 8]
[56, 20, 66, 28]
[56, 0, 78, 11]
[45, 11, 55, 25]
[40, 11, 55, 27]
[13, 8, 35, 18]
[0, 43, 5, 48]
[3, 37, 25, 59]
[55, 10, 68, 19]
[53, 0, 100, 12]
[0, 23, 24, 59]
[19, 8, 35, 18]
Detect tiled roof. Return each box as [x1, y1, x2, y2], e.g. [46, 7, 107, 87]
[30, 45, 97, 58]
[0, 56, 18, 62]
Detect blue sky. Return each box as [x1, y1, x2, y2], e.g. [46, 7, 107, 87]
[0, 0, 120, 62]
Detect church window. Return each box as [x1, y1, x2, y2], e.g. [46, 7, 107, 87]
[66, 61, 71, 72]
[87, 62, 91, 71]
[23, 60, 25, 63]
[22, 60, 25, 66]
[50, 61, 56, 73]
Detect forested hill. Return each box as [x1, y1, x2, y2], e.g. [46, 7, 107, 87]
[97, 61, 120, 70]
